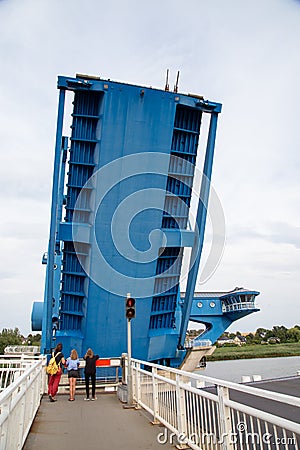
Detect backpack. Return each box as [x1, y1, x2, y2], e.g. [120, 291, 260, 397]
[46, 352, 61, 375]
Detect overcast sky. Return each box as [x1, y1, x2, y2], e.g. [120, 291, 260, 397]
[0, 0, 299, 336]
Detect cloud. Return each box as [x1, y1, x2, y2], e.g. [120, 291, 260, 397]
[228, 222, 300, 249]
[267, 222, 300, 249]
[0, 271, 14, 281]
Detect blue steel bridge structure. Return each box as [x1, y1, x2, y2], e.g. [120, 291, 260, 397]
[31, 74, 259, 369]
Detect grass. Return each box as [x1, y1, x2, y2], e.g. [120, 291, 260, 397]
[207, 342, 300, 361]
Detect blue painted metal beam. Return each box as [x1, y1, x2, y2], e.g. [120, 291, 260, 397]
[44, 89, 66, 354]
[178, 112, 220, 349]
[56, 136, 68, 235]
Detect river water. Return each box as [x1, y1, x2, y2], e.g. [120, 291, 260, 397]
[195, 355, 300, 383]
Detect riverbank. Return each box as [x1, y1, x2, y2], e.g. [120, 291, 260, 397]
[207, 342, 300, 361]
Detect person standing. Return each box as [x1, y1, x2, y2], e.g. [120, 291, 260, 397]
[48, 343, 65, 402]
[66, 349, 80, 401]
[83, 348, 99, 400]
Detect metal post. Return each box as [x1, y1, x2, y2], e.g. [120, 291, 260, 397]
[176, 373, 188, 448]
[123, 319, 135, 409]
[127, 318, 133, 406]
[217, 386, 234, 450]
[135, 361, 142, 409]
[152, 367, 160, 424]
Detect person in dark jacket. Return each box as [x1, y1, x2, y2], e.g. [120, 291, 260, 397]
[83, 348, 99, 400]
[48, 343, 65, 402]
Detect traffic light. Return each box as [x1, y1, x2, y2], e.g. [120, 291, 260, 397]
[125, 297, 136, 320]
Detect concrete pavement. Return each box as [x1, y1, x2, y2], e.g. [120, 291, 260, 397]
[24, 393, 175, 450]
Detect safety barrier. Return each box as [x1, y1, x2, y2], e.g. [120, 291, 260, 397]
[4, 346, 40, 355]
[131, 358, 300, 450]
[73, 357, 122, 389]
[0, 356, 46, 449]
[222, 303, 256, 313]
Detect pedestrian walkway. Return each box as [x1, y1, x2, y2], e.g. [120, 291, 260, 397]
[23, 393, 174, 450]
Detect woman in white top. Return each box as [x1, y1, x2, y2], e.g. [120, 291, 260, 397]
[66, 349, 80, 401]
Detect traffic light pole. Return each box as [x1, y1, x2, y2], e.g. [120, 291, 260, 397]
[126, 317, 133, 407]
[124, 293, 135, 408]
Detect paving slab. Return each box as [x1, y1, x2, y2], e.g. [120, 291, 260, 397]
[24, 394, 174, 450]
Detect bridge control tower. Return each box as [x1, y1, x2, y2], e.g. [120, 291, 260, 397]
[31, 74, 259, 369]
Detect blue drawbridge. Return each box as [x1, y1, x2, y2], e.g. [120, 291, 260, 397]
[31, 74, 260, 369]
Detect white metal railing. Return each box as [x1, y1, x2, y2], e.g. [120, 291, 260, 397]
[1, 356, 38, 392]
[0, 355, 46, 449]
[190, 339, 212, 348]
[4, 346, 40, 355]
[222, 302, 256, 313]
[131, 358, 300, 450]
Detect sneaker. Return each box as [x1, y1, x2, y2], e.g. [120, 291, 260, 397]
[84, 398, 90, 401]
[49, 396, 56, 402]
[91, 397, 97, 401]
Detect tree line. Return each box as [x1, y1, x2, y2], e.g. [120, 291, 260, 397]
[240, 325, 300, 344]
[187, 325, 300, 345]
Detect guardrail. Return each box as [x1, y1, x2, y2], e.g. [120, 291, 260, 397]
[189, 339, 212, 348]
[0, 356, 46, 449]
[4, 346, 40, 355]
[131, 358, 300, 450]
[222, 302, 256, 313]
[74, 357, 122, 389]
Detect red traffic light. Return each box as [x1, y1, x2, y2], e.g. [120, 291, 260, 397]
[125, 297, 136, 319]
[127, 298, 135, 308]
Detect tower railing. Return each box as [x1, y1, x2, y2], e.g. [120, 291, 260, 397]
[222, 302, 256, 313]
[131, 358, 300, 450]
